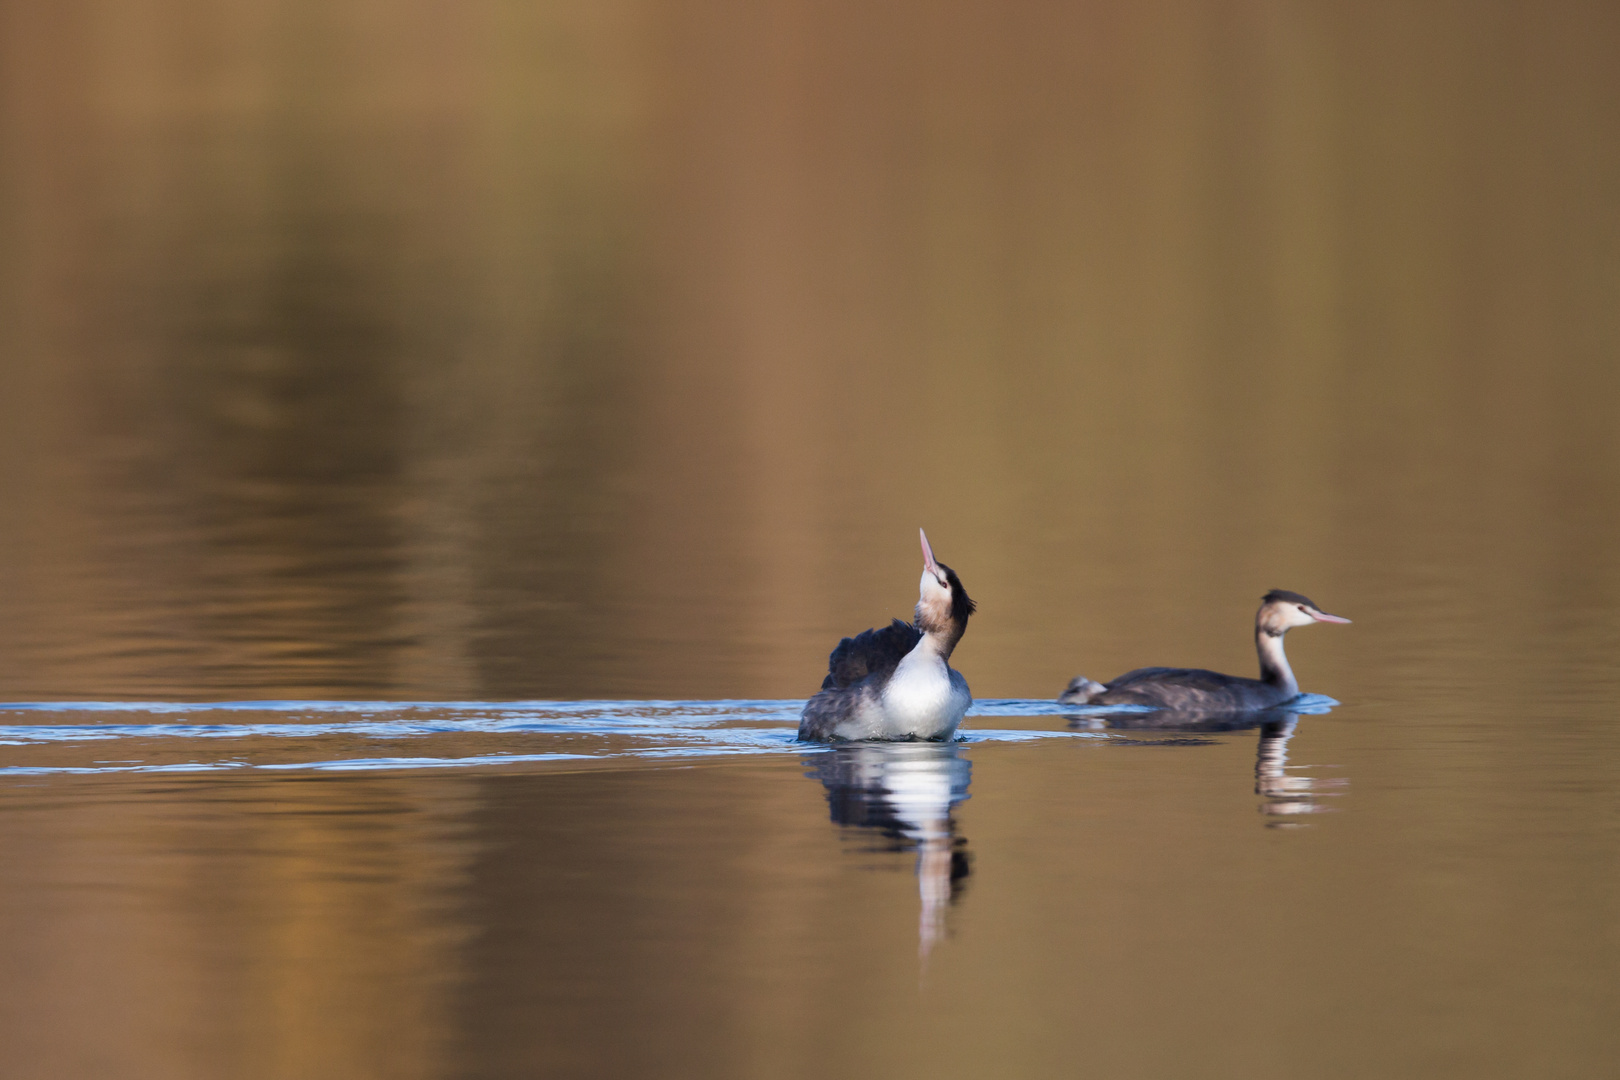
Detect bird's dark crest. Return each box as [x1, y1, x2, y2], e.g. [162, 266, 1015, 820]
[1262, 589, 1317, 608]
[822, 619, 923, 690]
[940, 562, 976, 627]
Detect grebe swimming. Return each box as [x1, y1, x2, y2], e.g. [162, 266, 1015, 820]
[1058, 589, 1349, 713]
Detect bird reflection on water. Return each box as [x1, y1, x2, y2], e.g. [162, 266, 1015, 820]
[1252, 713, 1348, 822]
[1071, 706, 1347, 824]
[805, 743, 972, 956]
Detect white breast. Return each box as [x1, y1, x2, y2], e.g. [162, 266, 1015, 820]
[878, 649, 972, 740]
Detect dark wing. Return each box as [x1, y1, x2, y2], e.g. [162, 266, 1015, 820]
[1099, 667, 1268, 712]
[799, 685, 866, 740]
[1106, 667, 1234, 693]
[821, 619, 922, 690]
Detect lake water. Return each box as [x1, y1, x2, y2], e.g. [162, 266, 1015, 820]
[2, 1, 1619, 1077]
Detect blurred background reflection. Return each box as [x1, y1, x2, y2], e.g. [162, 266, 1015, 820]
[0, 0, 1615, 704]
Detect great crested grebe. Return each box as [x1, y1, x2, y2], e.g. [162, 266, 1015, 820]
[798, 530, 975, 742]
[1058, 589, 1349, 713]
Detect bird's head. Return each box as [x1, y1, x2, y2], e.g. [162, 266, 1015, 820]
[1257, 589, 1351, 637]
[917, 529, 975, 640]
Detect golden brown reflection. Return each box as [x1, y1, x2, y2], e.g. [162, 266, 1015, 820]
[0, 776, 477, 1079]
[0, 739, 1615, 1080]
[0, 0, 1617, 703]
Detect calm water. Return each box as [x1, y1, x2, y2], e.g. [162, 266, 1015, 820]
[2, 1, 1620, 1077]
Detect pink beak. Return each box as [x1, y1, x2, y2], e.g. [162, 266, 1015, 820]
[1311, 610, 1352, 624]
[920, 528, 940, 575]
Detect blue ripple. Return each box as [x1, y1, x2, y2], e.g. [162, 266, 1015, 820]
[0, 697, 1309, 776]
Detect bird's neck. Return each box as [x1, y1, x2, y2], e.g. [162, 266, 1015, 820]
[913, 616, 963, 663]
[1255, 716, 1301, 796]
[1255, 627, 1297, 696]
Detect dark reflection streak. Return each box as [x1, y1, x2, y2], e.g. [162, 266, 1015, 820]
[62, 185, 416, 699]
[162, 204, 408, 691]
[467, 276, 640, 699]
[804, 743, 972, 959]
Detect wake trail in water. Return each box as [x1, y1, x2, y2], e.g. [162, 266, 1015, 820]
[0, 699, 1118, 777]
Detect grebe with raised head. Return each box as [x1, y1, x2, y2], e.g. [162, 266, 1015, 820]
[798, 530, 975, 742]
[1058, 589, 1349, 713]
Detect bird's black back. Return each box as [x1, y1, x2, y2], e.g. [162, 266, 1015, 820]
[821, 619, 923, 690]
[1107, 666, 1241, 693]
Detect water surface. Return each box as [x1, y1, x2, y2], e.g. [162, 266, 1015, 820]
[2, 0, 1619, 1077]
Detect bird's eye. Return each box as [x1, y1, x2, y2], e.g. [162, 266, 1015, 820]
[1298, 605, 1308, 613]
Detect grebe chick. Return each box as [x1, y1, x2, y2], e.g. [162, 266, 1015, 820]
[799, 530, 975, 742]
[1058, 589, 1349, 713]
